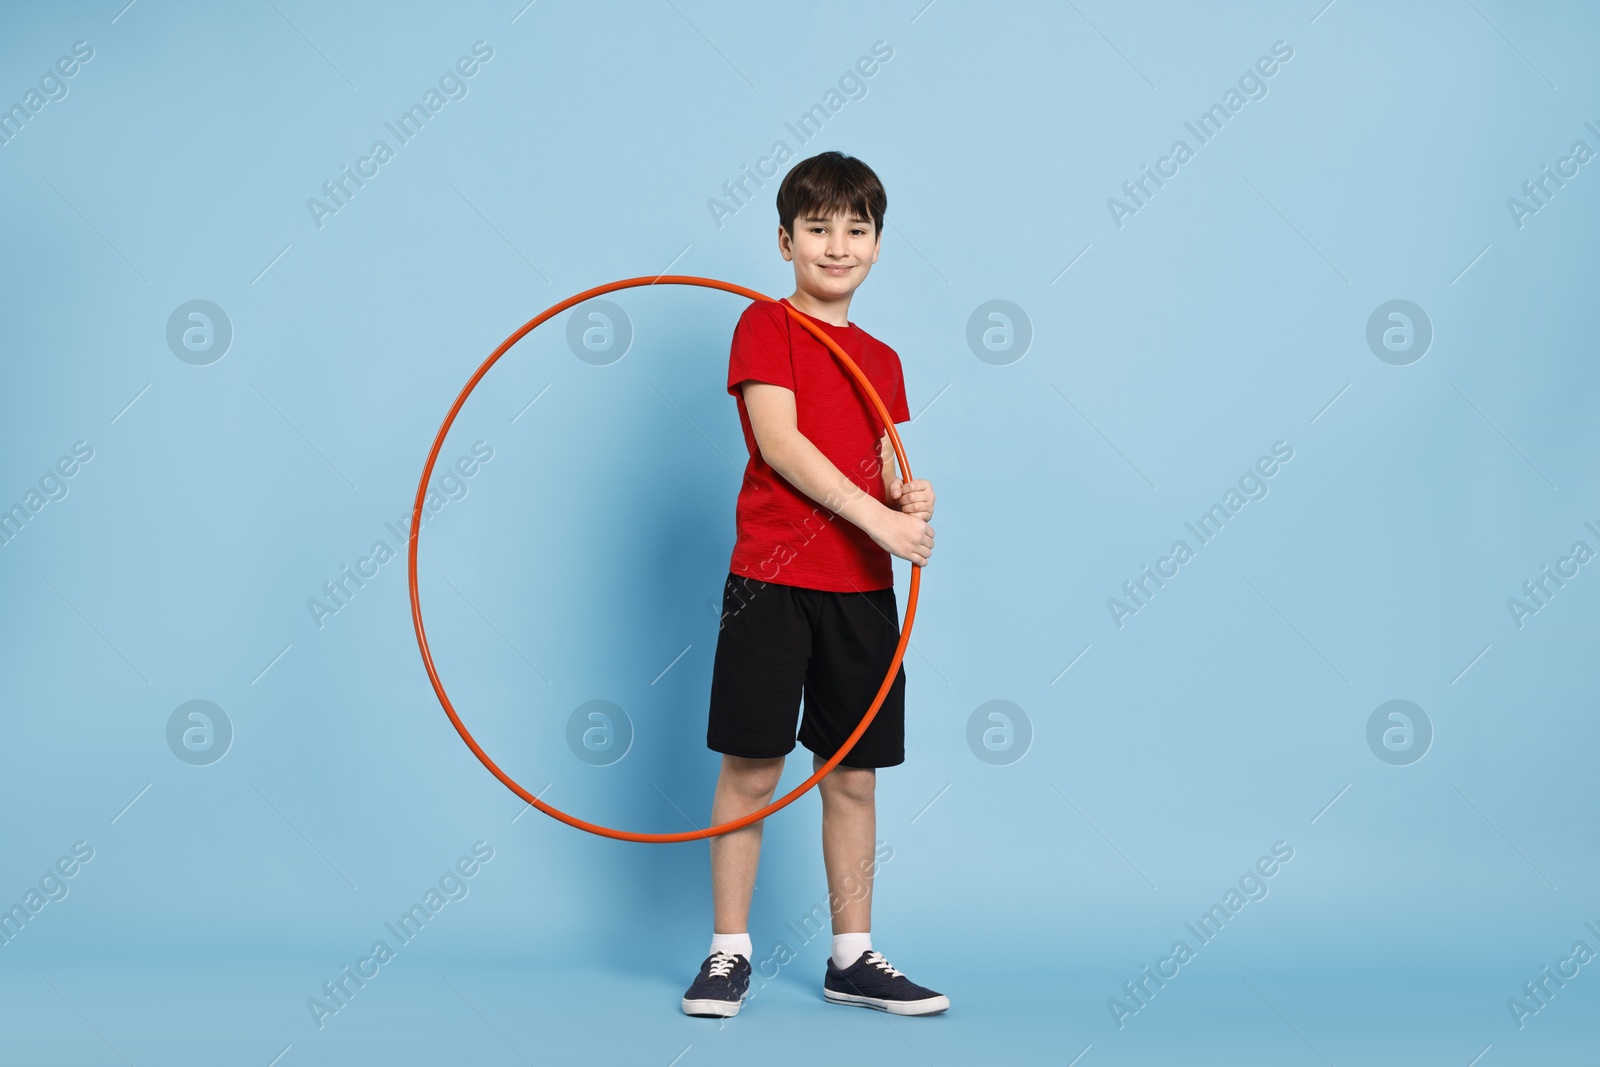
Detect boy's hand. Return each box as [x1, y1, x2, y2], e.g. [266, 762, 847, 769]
[887, 477, 936, 522]
[869, 508, 935, 567]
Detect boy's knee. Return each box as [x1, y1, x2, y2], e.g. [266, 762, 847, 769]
[723, 754, 784, 799]
[820, 765, 875, 804]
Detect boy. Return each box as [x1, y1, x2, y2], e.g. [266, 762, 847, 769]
[680, 151, 947, 1018]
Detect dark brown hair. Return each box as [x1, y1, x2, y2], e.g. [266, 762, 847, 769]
[776, 151, 886, 242]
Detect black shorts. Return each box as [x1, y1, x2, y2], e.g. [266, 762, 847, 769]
[706, 573, 907, 769]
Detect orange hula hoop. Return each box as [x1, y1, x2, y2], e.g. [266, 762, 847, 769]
[407, 275, 921, 842]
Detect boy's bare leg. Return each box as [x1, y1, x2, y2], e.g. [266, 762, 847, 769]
[813, 753, 876, 934]
[711, 754, 786, 933]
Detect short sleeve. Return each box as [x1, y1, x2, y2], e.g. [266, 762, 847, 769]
[885, 344, 911, 424]
[727, 301, 794, 396]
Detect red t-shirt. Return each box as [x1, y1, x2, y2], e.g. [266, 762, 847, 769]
[726, 297, 911, 592]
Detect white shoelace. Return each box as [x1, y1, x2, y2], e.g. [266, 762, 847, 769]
[865, 951, 905, 978]
[708, 951, 738, 978]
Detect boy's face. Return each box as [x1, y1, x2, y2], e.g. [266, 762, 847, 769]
[778, 207, 880, 302]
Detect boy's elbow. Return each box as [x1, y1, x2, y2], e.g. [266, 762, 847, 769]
[753, 426, 800, 473]
[755, 435, 788, 471]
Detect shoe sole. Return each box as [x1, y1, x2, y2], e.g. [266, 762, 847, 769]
[682, 995, 746, 1017]
[823, 989, 950, 1016]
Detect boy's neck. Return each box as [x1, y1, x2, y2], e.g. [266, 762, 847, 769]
[784, 289, 852, 328]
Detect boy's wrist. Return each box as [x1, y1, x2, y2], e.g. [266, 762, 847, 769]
[862, 498, 894, 535]
[830, 485, 890, 535]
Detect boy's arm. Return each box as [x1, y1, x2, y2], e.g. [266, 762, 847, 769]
[742, 381, 934, 567]
[878, 432, 896, 498]
[879, 430, 936, 522]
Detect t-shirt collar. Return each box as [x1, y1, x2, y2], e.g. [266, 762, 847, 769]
[779, 296, 852, 331]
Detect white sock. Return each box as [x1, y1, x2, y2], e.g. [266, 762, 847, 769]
[710, 931, 752, 959]
[832, 931, 872, 969]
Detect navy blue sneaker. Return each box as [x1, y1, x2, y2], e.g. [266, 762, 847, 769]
[824, 950, 949, 1015]
[681, 951, 752, 1017]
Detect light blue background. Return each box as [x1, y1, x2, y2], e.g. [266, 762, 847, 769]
[2, 1, 1596, 1064]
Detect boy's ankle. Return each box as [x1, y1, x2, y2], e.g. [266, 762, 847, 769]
[831, 931, 871, 969]
[710, 931, 752, 959]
